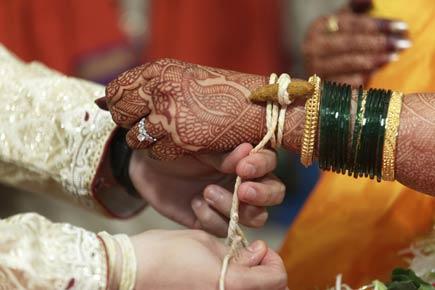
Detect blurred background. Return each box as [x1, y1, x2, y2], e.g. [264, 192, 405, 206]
[0, 0, 345, 249]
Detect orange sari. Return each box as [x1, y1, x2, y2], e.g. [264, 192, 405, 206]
[280, 0, 435, 288]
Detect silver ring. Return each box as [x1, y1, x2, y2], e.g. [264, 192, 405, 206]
[137, 118, 157, 143]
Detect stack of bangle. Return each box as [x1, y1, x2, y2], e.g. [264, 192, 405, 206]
[303, 77, 402, 182]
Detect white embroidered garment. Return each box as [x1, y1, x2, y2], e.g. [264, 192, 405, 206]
[0, 45, 144, 216]
[0, 213, 107, 290]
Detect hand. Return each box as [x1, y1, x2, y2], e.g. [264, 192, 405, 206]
[104, 58, 307, 159]
[131, 229, 287, 290]
[303, 10, 410, 87]
[129, 143, 285, 237]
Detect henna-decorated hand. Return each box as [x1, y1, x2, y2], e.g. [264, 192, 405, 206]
[303, 10, 410, 87]
[103, 58, 306, 160]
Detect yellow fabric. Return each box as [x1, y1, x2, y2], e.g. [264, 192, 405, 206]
[280, 1, 435, 288]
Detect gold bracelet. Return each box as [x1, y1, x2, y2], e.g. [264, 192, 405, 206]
[382, 91, 403, 181]
[301, 75, 321, 167]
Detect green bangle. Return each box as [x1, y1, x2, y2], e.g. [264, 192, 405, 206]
[350, 87, 364, 176]
[342, 84, 352, 174]
[360, 89, 375, 177]
[335, 83, 344, 173]
[369, 89, 382, 179]
[330, 83, 341, 172]
[318, 82, 327, 169]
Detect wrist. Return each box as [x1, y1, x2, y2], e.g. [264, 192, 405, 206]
[110, 128, 142, 199]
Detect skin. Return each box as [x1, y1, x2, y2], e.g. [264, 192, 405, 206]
[129, 143, 284, 237]
[303, 11, 410, 87]
[130, 230, 288, 290]
[105, 59, 435, 196]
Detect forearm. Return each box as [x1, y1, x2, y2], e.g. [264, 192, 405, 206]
[0, 45, 145, 217]
[0, 212, 137, 290]
[281, 89, 435, 196]
[0, 213, 108, 289]
[395, 93, 435, 195]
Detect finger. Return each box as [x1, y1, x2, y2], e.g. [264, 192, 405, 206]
[203, 185, 268, 228]
[310, 53, 398, 77]
[109, 89, 152, 128]
[148, 135, 189, 160]
[326, 73, 368, 88]
[105, 62, 165, 127]
[126, 119, 166, 150]
[229, 247, 287, 290]
[191, 197, 229, 237]
[195, 143, 253, 174]
[311, 14, 408, 36]
[236, 149, 277, 179]
[238, 175, 286, 207]
[95, 97, 109, 110]
[305, 34, 411, 57]
[233, 240, 267, 267]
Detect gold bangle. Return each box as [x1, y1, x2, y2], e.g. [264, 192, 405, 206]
[301, 74, 321, 167]
[382, 91, 403, 181]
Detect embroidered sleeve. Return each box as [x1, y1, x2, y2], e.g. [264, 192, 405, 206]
[0, 213, 108, 290]
[0, 45, 145, 217]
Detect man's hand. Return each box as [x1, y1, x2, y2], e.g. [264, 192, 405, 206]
[131, 229, 288, 290]
[130, 143, 285, 237]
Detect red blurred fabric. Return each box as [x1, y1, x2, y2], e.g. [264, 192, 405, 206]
[0, 0, 126, 75]
[147, 0, 284, 75]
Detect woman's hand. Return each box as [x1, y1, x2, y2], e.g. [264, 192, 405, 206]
[303, 11, 410, 87]
[129, 143, 285, 236]
[104, 58, 306, 159]
[131, 229, 287, 290]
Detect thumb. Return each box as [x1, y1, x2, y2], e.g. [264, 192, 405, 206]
[232, 248, 287, 290]
[233, 240, 267, 267]
[195, 143, 253, 174]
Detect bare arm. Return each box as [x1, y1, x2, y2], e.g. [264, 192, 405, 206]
[104, 59, 435, 196]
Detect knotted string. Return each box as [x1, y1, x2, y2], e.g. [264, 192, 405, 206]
[219, 73, 292, 290]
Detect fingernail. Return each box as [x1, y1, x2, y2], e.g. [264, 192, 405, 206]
[204, 187, 222, 205]
[388, 53, 400, 62]
[252, 211, 269, 225]
[247, 241, 263, 252]
[192, 198, 203, 209]
[375, 53, 399, 68]
[386, 37, 412, 51]
[245, 187, 257, 200]
[394, 39, 412, 50]
[377, 19, 409, 34]
[389, 21, 409, 33]
[242, 163, 256, 177]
